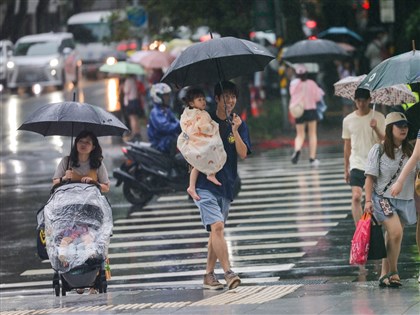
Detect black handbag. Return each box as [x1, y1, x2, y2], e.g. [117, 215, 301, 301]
[367, 216, 386, 260]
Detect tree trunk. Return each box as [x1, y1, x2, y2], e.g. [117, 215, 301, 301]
[0, 0, 18, 41]
[36, 0, 51, 33]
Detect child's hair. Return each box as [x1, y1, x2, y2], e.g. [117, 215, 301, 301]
[184, 87, 205, 108]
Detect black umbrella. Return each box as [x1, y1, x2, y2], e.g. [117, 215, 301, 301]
[282, 39, 348, 63]
[18, 101, 128, 137]
[318, 27, 363, 44]
[161, 36, 276, 87]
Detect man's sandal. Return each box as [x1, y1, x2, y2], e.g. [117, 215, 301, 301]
[388, 272, 402, 287]
[378, 274, 390, 287]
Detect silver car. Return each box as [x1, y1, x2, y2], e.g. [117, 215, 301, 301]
[7, 32, 81, 92]
[0, 40, 13, 87]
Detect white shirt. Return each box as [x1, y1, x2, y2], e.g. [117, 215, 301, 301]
[342, 110, 385, 171]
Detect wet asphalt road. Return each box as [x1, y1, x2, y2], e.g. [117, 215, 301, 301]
[0, 81, 419, 296]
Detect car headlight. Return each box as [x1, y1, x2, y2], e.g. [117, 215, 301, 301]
[6, 61, 14, 69]
[106, 56, 117, 65]
[49, 58, 59, 67]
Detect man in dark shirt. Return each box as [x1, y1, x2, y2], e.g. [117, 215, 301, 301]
[194, 81, 251, 290]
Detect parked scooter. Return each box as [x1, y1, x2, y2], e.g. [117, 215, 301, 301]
[113, 141, 241, 207]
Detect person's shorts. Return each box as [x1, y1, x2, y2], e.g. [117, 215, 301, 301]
[349, 169, 366, 188]
[295, 109, 318, 124]
[125, 99, 144, 117]
[194, 189, 230, 232]
[372, 192, 417, 225]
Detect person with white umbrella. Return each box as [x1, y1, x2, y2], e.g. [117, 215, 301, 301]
[342, 88, 385, 226]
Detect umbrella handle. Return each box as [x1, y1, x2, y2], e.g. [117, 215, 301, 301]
[371, 103, 376, 119]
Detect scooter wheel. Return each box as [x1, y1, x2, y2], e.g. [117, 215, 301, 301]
[122, 183, 153, 206]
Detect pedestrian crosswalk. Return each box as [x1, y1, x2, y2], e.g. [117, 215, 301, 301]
[1, 151, 353, 295]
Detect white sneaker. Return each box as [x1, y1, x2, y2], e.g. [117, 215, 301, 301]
[418, 274, 420, 283]
[309, 159, 320, 167]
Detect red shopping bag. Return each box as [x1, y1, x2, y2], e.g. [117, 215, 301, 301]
[349, 212, 371, 265]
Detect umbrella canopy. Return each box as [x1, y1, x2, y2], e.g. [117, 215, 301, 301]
[161, 36, 275, 87]
[135, 51, 175, 69]
[99, 61, 145, 75]
[166, 38, 193, 53]
[18, 101, 128, 137]
[358, 50, 420, 91]
[128, 50, 153, 63]
[282, 39, 348, 63]
[334, 75, 417, 105]
[337, 42, 356, 53]
[318, 27, 363, 43]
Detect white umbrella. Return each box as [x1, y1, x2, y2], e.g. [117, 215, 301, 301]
[334, 75, 417, 105]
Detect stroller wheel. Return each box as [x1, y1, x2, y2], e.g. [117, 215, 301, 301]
[60, 275, 68, 296]
[54, 284, 60, 297]
[53, 272, 60, 296]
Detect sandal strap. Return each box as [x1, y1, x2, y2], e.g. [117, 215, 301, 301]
[387, 271, 399, 278]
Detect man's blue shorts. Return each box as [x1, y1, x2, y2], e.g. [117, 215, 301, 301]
[194, 189, 231, 232]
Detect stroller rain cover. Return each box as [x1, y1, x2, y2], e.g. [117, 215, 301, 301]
[43, 183, 113, 273]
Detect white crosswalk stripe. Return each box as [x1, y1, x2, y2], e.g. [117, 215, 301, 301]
[2, 152, 351, 295]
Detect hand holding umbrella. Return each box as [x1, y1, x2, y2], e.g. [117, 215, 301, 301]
[161, 36, 275, 122]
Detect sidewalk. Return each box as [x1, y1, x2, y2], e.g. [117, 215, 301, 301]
[1, 280, 419, 314]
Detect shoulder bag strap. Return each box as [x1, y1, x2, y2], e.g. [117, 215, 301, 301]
[380, 152, 406, 195]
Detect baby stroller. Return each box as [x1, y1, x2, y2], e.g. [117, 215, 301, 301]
[37, 182, 113, 296]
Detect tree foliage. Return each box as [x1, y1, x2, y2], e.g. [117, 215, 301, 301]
[141, 0, 254, 38]
[404, 6, 420, 45]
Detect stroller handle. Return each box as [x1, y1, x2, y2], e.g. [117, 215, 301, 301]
[51, 180, 102, 194]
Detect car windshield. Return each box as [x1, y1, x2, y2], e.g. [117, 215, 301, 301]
[14, 41, 59, 56]
[68, 23, 110, 44]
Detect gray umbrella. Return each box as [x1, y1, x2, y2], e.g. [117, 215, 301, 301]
[282, 39, 348, 63]
[18, 101, 128, 137]
[161, 36, 275, 87]
[358, 49, 420, 91]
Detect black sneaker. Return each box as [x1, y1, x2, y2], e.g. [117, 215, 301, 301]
[291, 151, 300, 164]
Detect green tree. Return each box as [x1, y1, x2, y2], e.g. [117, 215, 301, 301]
[404, 6, 420, 48]
[142, 0, 253, 38]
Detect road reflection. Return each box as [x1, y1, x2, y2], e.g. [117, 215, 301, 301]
[6, 97, 18, 154]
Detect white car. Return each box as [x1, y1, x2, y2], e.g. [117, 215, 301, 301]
[7, 32, 81, 92]
[0, 40, 13, 88]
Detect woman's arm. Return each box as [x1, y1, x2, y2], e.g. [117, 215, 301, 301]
[364, 174, 374, 214]
[343, 139, 351, 183]
[390, 138, 420, 196]
[99, 182, 110, 193]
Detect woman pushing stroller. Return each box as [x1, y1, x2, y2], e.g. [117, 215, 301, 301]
[44, 130, 113, 295]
